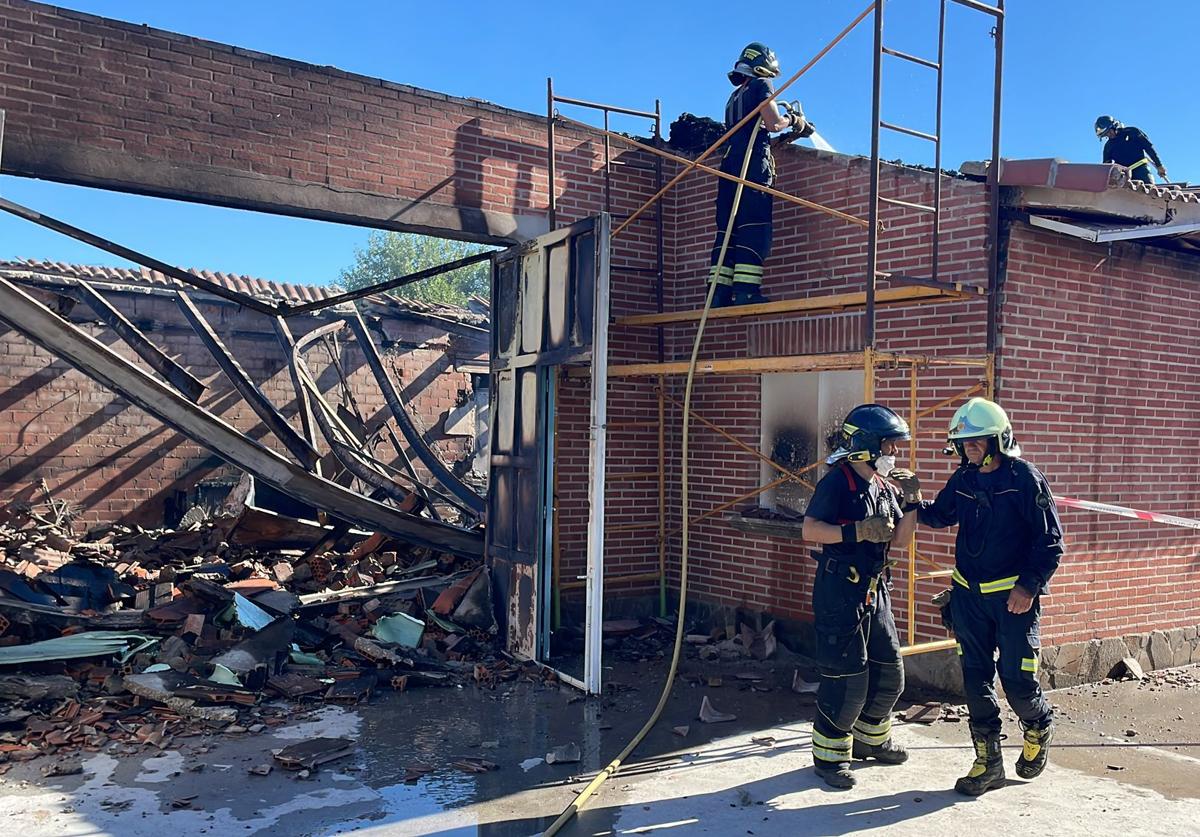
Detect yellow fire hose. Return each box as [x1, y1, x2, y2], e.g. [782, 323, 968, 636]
[542, 123, 762, 836]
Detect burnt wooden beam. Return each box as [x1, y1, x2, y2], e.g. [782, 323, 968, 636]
[74, 279, 206, 402]
[175, 290, 319, 470]
[0, 196, 281, 316]
[346, 309, 485, 515]
[0, 275, 482, 556]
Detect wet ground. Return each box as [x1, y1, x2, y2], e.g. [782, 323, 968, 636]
[0, 659, 1197, 835]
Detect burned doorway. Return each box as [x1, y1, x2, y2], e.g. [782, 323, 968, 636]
[486, 213, 610, 692]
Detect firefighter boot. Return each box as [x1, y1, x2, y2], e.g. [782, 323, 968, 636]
[731, 283, 770, 306]
[852, 737, 909, 764]
[1015, 720, 1053, 780]
[954, 731, 1005, 796]
[814, 760, 856, 790]
[708, 283, 734, 309]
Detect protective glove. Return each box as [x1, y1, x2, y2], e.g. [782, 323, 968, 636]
[781, 100, 809, 133]
[931, 587, 954, 635]
[1157, 164, 1169, 180]
[855, 514, 895, 543]
[889, 468, 922, 505]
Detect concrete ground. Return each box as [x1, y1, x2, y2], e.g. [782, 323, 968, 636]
[0, 660, 1197, 836]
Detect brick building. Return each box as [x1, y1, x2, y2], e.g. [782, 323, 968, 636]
[0, 259, 489, 527]
[2, 0, 1198, 688]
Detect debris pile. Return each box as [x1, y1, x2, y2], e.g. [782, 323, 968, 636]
[0, 496, 506, 771]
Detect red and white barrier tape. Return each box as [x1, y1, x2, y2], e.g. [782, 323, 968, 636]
[1056, 496, 1200, 532]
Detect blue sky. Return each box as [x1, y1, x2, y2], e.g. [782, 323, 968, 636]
[1, 0, 1194, 286]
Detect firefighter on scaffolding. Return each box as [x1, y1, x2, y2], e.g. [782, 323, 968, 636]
[916, 397, 1064, 795]
[802, 404, 919, 789]
[709, 42, 812, 308]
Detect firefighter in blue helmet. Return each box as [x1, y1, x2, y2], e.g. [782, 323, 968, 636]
[709, 42, 812, 308]
[802, 404, 920, 789]
[916, 397, 1064, 795]
[1095, 115, 1167, 184]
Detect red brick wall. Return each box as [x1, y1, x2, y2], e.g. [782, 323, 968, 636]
[555, 145, 994, 644]
[576, 141, 1200, 651]
[0, 0, 616, 237]
[0, 285, 476, 527]
[1000, 224, 1200, 644]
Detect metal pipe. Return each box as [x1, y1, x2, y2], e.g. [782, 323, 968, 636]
[949, 0, 1004, 16]
[547, 77, 557, 230]
[559, 115, 869, 228]
[654, 99, 666, 367]
[561, 571, 660, 591]
[552, 371, 562, 632]
[879, 195, 936, 213]
[985, 3, 1006, 355]
[865, 2, 884, 349]
[864, 347, 876, 401]
[880, 121, 938, 143]
[657, 376, 666, 617]
[917, 382, 984, 421]
[603, 109, 612, 215]
[900, 638, 957, 656]
[551, 92, 659, 119]
[908, 361, 918, 646]
[607, 521, 659, 534]
[663, 393, 815, 490]
[281, 251, 494, 316]
[612, 1, 877, 239]
[933, 0, 947, 283]
[881, 45, 939, 70]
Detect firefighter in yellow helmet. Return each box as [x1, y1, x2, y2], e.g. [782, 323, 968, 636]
[915, 398, 1064, 795]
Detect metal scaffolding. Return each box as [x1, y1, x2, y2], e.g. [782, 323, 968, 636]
[545, 0, 1006, 654]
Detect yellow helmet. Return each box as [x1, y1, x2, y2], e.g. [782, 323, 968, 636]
[946, 397, 1020, 462]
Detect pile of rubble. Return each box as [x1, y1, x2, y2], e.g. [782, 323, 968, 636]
[0, 493, 510, 772]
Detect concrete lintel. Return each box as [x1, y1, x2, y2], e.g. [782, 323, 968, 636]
[2, 136, 549, 246]
[1016, 184, 1174, 224]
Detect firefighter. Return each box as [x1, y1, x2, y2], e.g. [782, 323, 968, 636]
[916, 397, 1064, 795]
[802, 404, 920, 789]
[1095, 115, 1167, 183]
[709, 42, 811, 308]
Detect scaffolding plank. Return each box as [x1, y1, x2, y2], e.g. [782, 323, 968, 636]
[0, 275, 482, 557]
[614, 285, 973, 328]
[175, 290, 319, 470]
[567, 352, 871, 379]
[72, 279, 206, 402]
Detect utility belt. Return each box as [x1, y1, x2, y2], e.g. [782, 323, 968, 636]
[951, 567, 1020, 596]
[822, 555, 891, 608]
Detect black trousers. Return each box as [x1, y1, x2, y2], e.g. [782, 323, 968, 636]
[951, 586, 1052, 736]
[811, 563, 904, 766]
[709, 155, 774, 287]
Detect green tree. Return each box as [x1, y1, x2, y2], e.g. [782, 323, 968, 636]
[337, 231, 493, 306]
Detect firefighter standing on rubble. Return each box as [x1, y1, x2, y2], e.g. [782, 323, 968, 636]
[801, 404, 920, 789]
[1095, 115, 1167, 183]
[915, 397, 1063, 795]
[708, 42, 813, 308]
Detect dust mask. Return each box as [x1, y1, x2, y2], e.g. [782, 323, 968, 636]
[874, 455, 896, 477]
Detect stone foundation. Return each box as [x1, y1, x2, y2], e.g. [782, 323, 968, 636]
[1040, 625, 1200, 689]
